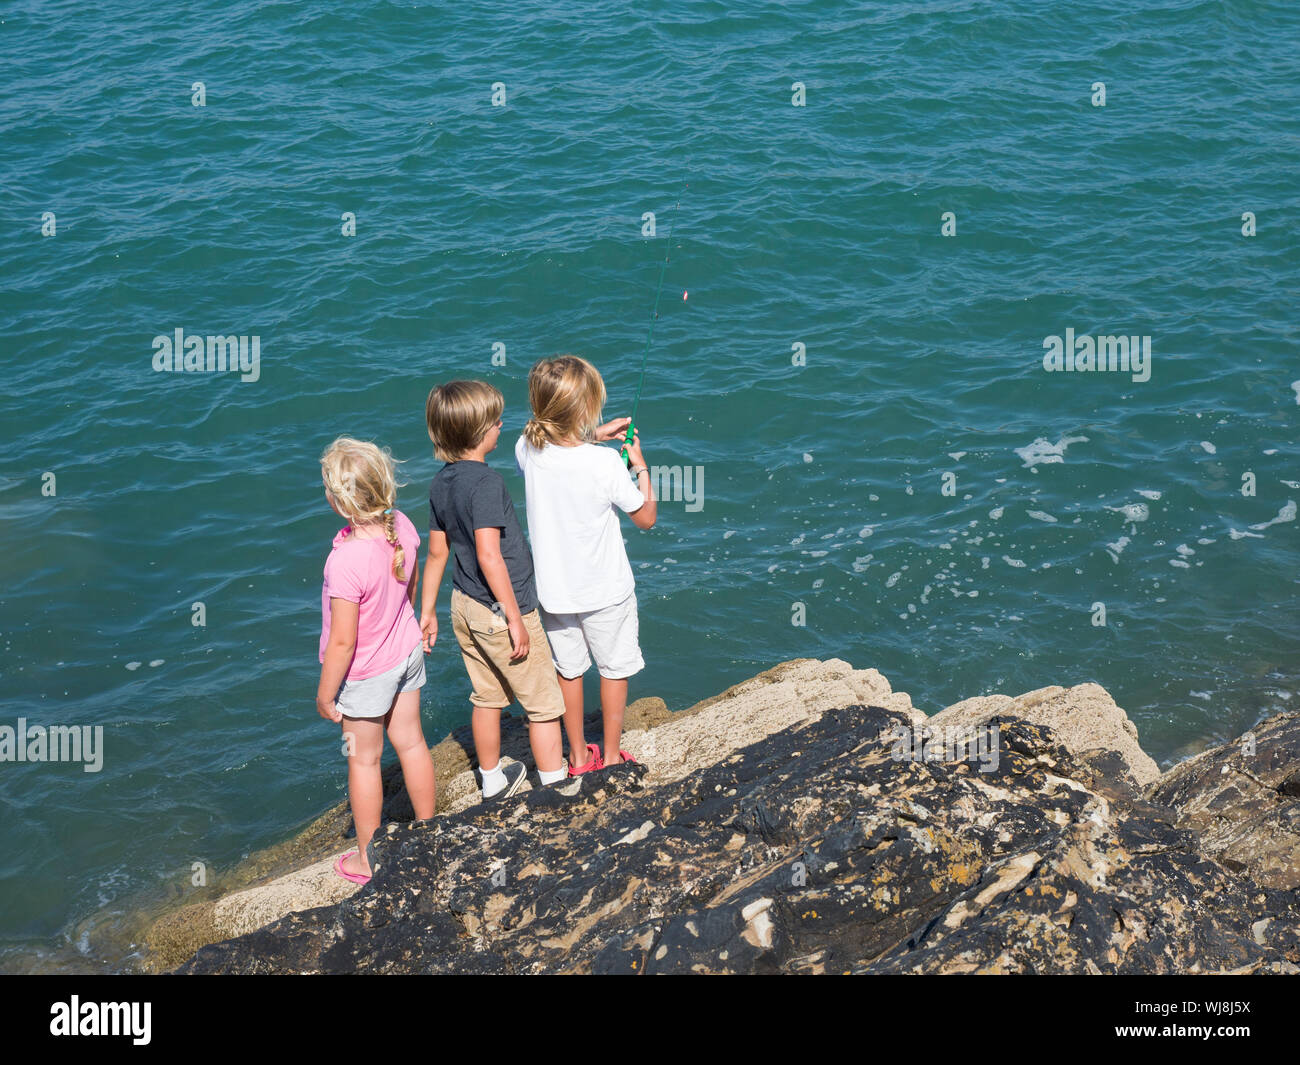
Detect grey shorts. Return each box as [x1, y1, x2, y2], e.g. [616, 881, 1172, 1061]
[336, 643, 426, 719]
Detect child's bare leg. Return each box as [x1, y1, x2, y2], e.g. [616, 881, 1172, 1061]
[342, 715, 385, 876]
[529, 717, 564, 775]
[600, 676, 628, 764]
[385, 688, 435, 820]
[471, 705, 502, 771]
[558, 673, 588, 766]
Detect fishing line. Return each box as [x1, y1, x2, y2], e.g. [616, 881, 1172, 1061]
[621, 183, 687, 466]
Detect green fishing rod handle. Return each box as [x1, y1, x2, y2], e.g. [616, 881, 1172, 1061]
[620, 421, 636, 466]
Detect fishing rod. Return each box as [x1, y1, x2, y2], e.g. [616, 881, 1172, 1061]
[621, 184, 687, 467]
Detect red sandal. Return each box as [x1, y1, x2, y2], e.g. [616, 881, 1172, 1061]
[607, 750, 637, 766]
[568, 743, 603, 777]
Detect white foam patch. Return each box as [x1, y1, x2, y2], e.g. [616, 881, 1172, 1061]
[1105, 535, 1130, 563]
[852, 555, 873, 573]
[1228, 528, 1264, 540]
[1136, 489, 1162, 500]
[885, 572, 902, 588]
[802, 453, 813, 463]
[1107, 502, 1149, 523]
[1176, 544, 1195, 557]
[988, 507, 1004, 520]
[1170, 559, 1191, 568]
[1200, 441, 1217, 454]
[949, 451, 966, 461]
[1015, 434, 1088, 469]
[1250, 500, 1296, 531]
[1292, 381, 1300, 405]
[723, 530, 736, 539]
[1002, 555, 1026, 568]
[1027, 510, 1057, 523]
[125, 661, 142, 671]
[858, 525, 876, 538]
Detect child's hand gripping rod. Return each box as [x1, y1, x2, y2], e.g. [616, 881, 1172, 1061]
[620, 420, 637, 466]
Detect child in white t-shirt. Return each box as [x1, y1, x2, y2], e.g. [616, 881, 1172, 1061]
[515, 355, 657, 773]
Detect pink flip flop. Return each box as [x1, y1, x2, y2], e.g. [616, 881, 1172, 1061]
[568, 743, 604, 777]
[609, 750, 637, 766]
[334, 850, 371, 885]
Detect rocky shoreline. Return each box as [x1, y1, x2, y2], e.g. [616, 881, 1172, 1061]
[146, 659, 1300, 974]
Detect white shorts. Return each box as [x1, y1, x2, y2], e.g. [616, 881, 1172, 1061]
[540, 592, 644, 680]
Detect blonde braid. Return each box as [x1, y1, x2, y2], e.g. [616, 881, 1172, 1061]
[384, 508, 407, 582]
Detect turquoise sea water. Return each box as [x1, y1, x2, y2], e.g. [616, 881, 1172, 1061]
[1, 1, 1297, 971]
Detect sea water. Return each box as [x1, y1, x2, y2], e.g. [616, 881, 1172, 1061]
[0, 0, 1296, 970]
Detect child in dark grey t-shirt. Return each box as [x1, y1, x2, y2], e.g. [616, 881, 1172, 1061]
[420, 380, 567, 802]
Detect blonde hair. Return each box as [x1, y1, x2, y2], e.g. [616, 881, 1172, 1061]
[320, 437, 408, 582]
[522, 355, 605, 449]
[425, 380, 504, 461]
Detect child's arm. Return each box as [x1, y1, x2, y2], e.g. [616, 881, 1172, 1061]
[474, 527, 529, 661]
[317, 598, 358, 722]
[420, 530, 450, 651]
[623, 433, 657, 530]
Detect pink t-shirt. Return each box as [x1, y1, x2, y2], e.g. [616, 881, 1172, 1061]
[319, 508, 422, 680]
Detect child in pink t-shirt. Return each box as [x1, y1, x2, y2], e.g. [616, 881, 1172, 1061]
[317, 437, 435, 885]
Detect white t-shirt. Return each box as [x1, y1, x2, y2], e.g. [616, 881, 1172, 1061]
[515, 435, 646, 613]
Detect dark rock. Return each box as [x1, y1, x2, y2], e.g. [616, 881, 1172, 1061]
[177, 705, 1300, 974]
[1149, 712, 1300, 890]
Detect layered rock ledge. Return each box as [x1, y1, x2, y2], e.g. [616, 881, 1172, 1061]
[156, 660, 1300, 974]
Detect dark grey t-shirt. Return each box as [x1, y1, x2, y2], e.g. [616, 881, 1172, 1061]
[428, 460, 538, 614]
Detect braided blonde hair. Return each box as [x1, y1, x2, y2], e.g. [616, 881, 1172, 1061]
[320, 437, 408, 582]
[523, 355, 606, 449]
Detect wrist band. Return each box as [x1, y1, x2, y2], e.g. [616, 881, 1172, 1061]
[631, 466, 649, 478]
